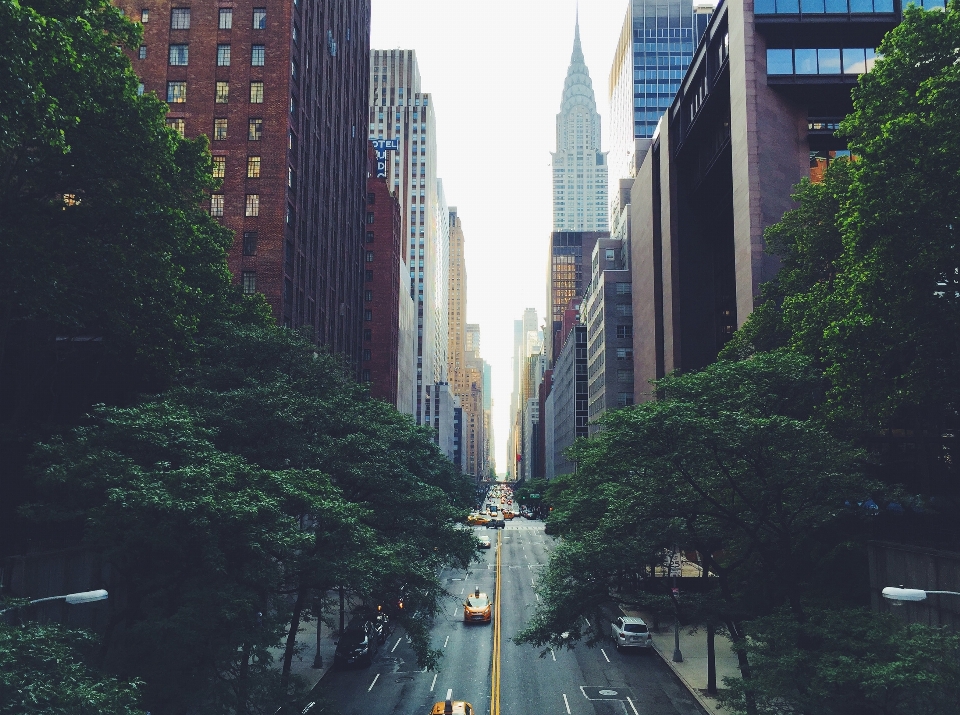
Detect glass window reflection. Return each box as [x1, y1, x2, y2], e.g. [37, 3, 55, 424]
[825, 0, 847, 11]
[849, 0, 874, 11]
[874, 0, 894, 9]
[766, 49, 794, 74]
[778, 0, 800, 11]
[802, 0, 826, 12]
[795, 49, 818, 74]
[818, 49, 842, 74]
[842, 48, 867, 74]
[755, 0, 776, 12]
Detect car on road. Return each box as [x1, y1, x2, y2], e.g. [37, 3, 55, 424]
[334, 616, 380, 667]
[467, 513, 490, 526]
[611, 615, 652, 651]
[463, 589, 492, 624]
[502, 510, 515, 520]
[485, 518, 505, 529]
[477, 534, 491, 549]
[430, 698, 477, 715]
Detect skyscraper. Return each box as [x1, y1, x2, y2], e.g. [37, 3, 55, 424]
[368, 50, 448, 425]
[552, 18, 609, 233]
[120, 0, 372, 371]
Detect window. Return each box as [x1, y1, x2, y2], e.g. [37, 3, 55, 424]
[616, 304, 633, 317]
[617, 392, 634, 408]
[616, 325, 633, 339]
[367, 192, 376, 204]
[212, 155, 225, 178]
[241, 271, 256, 295]
[365, 290, 373, 302]
[287, 167, 295, 189]
[247, 156, 261, 178]
[170, 8, 190, 29]
[213, 118, 227, 140]
[169, 43, 188, 65]
[251, 45, 265, 66]
[248, 118, 263, 140]
[364, 310, 373, 321]
[365, 251, 374, 262]
[366, 212, 375, 224]
[245, 194, 260, 217]
[364, 329, 372, 341]
[167, 117, 185, 137]
[605, 249, 616, 261]
[217, 44, 231, 66]
[140, 8, 149, 22]
[243, 231, 258, 256]
[363, 350, 372, 361]
[166, 81, 186, 103]
[138, 45, 147, 59]
[616, 282, 632, 295]
[250, 81, 264, 103]
[253, 7, 266, 29]
[215, 81, 229, 103]
[218, 8, 232, 29]
[365, 231, 375, 243]
[210, 194, 224, 216]
[137, 83, 145, 96]
[365, 270, 374, 281]
[362, 370, 371, 382]
[618, 369, 634, 383]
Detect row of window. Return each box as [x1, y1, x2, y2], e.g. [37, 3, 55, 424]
[211, 155, 262, 179]
[154, 43, 266, 67]
[755, 0, 896, 13]
[167, 80, 264, 103]
[210, 193, 260, 217]
[149, 7, 267, 30]
[168, 117, 263, 141]
[767, 47, 878, 76]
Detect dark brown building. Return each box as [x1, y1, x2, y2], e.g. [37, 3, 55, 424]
[118, 0, 371, 371]
[362, 143, 401, 406]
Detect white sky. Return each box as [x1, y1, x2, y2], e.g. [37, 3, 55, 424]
[371, 0, 631, 475]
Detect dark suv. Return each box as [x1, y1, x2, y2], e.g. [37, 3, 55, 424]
[334, 616, 379, 667]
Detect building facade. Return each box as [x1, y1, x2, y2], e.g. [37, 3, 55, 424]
[121, 0, 372, 371]
[552, 19, 609, 233]
[583, 239, 634, 433]
[546, 231, 608, 364]
[363, 144, 402, 406]
[551, 324, 588, 478]
[368, 49, 448, 426]
[629, 0, 902, 400]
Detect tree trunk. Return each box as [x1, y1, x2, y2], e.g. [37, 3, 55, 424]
[706, 622, 717, 695]
[339, 586, 346, 636]
[313, 596, 324, 668]
[237, 641, 252, 715]
[726, 619, 756, 715]
[280, 584, 309, 693]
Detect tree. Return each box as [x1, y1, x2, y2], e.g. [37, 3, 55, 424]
[0, 622, 144, 715]
[719, 606, 960, 715]
[519, 353, 875, 710]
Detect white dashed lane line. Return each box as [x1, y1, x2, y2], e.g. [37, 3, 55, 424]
[367, 674, 380, 692]
[390, 637, 402, 653]
[601, 648, 610, 663]
[563, 694, 571, 714]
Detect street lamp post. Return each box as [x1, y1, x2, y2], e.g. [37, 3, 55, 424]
[0, 589, 108, 615]
[882, 586, 960, 603]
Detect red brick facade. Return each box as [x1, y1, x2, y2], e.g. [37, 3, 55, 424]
[117, 0, 371, 372]
[363, 145, 401, 406]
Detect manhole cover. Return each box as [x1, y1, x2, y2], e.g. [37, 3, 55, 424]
[580, 686, 636, 701]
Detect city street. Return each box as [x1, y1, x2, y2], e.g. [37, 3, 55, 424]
[318, 519, 705, 715]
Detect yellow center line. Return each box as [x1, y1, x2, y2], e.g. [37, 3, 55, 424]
[491, 529, 502, 715]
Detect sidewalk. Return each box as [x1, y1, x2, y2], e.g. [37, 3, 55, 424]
[269, 616, 337, 692]
[622, 608, 740, 715]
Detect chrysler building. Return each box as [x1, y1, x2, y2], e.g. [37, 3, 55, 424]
[552, 18, 608, 232]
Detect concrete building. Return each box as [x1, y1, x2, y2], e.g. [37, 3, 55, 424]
[629, 0, 902, 401]
[362, 144, 403, 407]
[369, 49, 448, 426]
[551, 324, 588, 478]
[121, 0, 371, 371]
[508, 308, 540, 478]
[546, 231, 608, 363]
[583, 239, 634, 433]
[552, 18, 609, 233]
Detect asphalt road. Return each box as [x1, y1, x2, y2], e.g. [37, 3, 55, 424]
[318, 518, 705, 715]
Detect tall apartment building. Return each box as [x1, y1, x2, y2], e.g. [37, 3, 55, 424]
[120, 1, 371, 370]
[368, 49, 449, 426]
[447, 209, 467, 399]
[362, 144, 402, 406]
[552, 19, 609, 233]
[550, 324, 588, 478]
[462, 324, 488, 480]
[545, 231, 608, 363]
[583, 239, 634, 432]
[629, 0, 903, 399]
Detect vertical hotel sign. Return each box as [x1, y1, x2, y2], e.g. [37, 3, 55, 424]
[372, 139, 399, 178]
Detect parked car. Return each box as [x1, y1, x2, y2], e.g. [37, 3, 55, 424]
[334, 616, 380, 667]
[610, 615, 652, 651]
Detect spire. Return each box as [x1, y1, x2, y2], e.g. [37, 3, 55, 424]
[571, 5, 584, 64]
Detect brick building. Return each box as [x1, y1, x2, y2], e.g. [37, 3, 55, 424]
[362, 144, 402, 406]
[118, 0, 371, 371]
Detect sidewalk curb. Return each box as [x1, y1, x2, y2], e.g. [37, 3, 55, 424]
[649, 638, 715, 715]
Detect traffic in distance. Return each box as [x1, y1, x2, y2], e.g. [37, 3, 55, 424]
[296, 482, 705, 715]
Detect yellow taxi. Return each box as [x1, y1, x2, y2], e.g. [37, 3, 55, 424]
[502, 510, 515, 520]
[466, 513, 490, 526]
[431, 698, 476, 715]
[463, 588, 492, 624]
